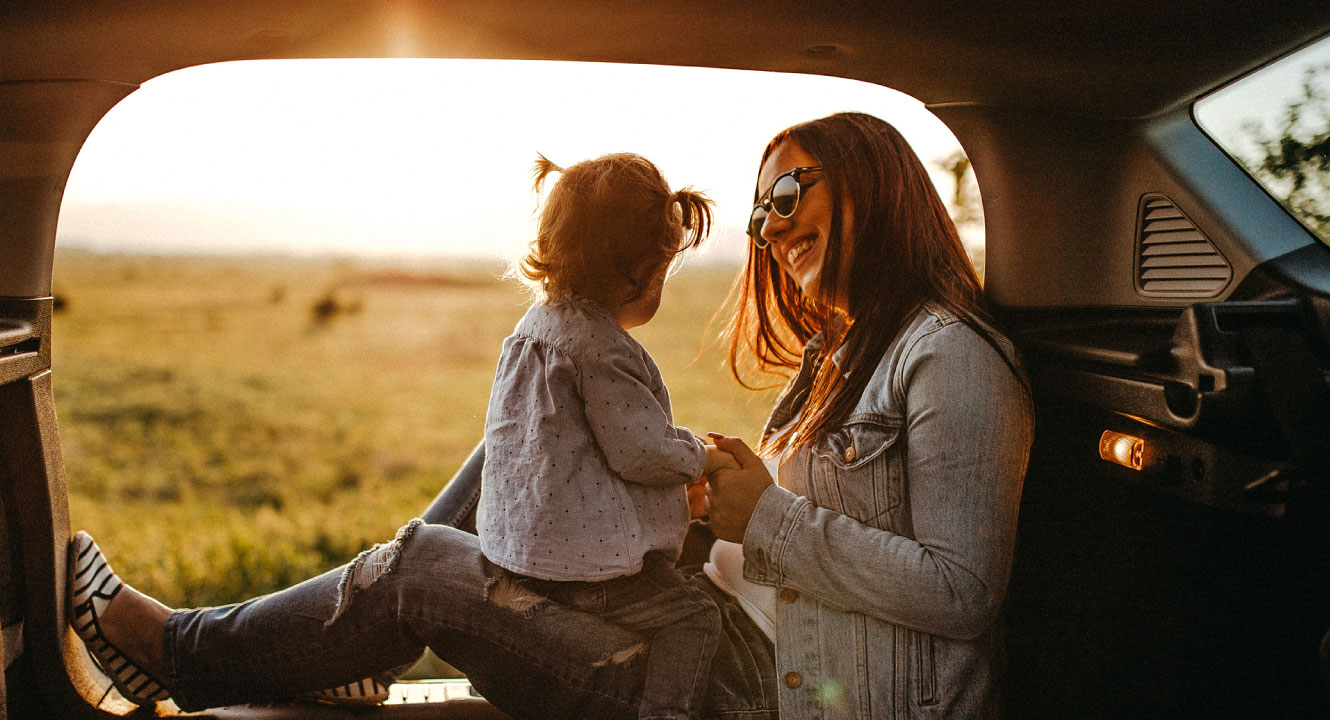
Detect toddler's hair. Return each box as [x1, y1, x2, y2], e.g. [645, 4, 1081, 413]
[519, 153, 712, 304]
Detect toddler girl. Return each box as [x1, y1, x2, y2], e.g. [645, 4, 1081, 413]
[478, 153, 736, 720]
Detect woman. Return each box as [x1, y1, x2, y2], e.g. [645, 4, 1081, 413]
[703, 111, 1032, 717]
[74, 112, 1031, 718]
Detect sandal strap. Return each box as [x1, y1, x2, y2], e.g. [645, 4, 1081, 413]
[308, 677, 392, 705]
[69, 531, 170, 705]
[72, 537, 122, 611]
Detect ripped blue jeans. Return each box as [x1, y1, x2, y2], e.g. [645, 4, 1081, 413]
[160, 444, 777, 718]
[498, 551, 721, 720]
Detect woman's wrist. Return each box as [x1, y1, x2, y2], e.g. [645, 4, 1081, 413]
[740, 484, 801, 585]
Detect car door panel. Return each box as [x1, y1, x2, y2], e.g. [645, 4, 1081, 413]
[969, 102, 1330, 715]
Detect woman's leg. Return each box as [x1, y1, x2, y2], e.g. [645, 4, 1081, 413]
[161, 521, 647, 716]
[161, 521, 777, 718]
[419, 441, 484, 532]
[92, 443, 486, 706]
[95, 439, 776, 717]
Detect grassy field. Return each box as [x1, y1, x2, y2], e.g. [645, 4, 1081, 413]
[52, 250, 781, 610]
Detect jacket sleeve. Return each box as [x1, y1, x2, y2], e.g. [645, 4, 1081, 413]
[580, 337, 705, 487]
[742, 323, 1033, 640]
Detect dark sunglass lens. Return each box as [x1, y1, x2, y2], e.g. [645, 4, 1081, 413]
[770, 173, 802, 216]
[748, 206, 768, 238]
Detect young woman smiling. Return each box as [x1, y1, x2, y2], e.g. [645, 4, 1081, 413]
[702, 112, 1034, 717]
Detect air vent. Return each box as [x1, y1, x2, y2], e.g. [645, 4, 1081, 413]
[1136, 194, 1231, 297]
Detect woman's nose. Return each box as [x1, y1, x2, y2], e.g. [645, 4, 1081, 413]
[760, 206, 794, 246]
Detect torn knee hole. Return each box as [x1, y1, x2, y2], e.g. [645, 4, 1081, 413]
[326, 518, 424, 627]
[485, 575, 547, 618]
[592, 642, 647, 667]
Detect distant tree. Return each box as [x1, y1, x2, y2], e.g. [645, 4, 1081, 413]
[311, 291, 342, 325]
[310, 288, 363, 326]
[937, 149, 986, 280]
[1240, 62, 1330, 238]
[938, 149, 983, 228]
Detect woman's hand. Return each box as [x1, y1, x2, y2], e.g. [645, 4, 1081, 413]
[691, 444, 742, 518]
[704, 433, 774, 543]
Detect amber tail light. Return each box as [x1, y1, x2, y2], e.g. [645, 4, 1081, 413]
[1099, 430, 1145, 471]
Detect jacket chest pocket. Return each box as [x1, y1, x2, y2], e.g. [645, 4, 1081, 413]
[810, 417, 903, 530]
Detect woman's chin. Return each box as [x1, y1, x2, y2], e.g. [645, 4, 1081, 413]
[795, 274, 822, 303]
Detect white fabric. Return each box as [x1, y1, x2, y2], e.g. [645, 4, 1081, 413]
[701, 421, 793, 642]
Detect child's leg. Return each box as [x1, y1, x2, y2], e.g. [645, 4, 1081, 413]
[595, 554, 723, 720]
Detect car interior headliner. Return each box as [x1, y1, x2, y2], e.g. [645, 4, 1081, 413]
[3, 0, 1330, 118]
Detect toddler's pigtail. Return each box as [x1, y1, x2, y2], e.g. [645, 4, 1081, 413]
[531, 154, 563, 195]
[671, 188, 714, 251]
[520, 154, 569, 301]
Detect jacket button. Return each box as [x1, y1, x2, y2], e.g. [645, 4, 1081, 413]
[843, 445, 856, 462]
[784, 671, 802, 688]
[779, 587, 799, 603]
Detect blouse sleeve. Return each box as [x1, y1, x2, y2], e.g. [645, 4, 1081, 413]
[579, 337, 706, 487]
[741, 322, 1033, 640]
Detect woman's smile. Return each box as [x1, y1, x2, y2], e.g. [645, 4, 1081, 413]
[781, 231, 826, 297]
[784, 235, 818, 267]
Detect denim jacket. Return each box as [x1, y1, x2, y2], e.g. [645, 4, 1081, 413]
[742, 304, 1033, 719]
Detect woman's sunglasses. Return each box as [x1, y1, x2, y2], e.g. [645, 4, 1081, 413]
[748, 165, 823, 248]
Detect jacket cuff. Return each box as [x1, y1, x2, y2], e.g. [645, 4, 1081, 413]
[741, 484, 806, 586]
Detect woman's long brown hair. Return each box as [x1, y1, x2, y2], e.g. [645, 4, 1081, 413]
[726, 112, 1013, 458]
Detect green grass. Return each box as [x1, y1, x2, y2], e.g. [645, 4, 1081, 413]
[53, 250, 780, 609]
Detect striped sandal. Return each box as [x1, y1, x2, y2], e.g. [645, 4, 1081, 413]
[69, 531, 170, 705]
[307, 677, 392, 706]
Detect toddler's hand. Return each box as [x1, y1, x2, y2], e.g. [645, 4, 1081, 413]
[687, 481, 709, 518]
[704, 444, 741, 475]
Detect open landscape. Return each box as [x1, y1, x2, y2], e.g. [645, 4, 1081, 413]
[53, 250, 780, 610]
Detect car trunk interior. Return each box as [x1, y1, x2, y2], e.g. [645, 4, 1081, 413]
[3, 1, 1330, 717]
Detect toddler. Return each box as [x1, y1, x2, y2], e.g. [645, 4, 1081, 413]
[477, 153, 735, 720]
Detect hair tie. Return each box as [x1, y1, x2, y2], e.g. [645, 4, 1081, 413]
[530, 153, 564, 195]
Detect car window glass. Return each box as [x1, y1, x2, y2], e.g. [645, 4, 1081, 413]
[1195, 35, 1330, 246]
